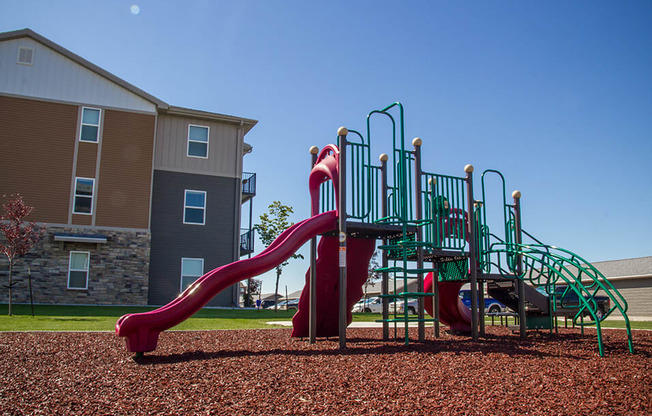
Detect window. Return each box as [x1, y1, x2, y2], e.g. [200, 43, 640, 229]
[181, 258, 204, 292]
[80, 107, 101, 143]
[73, 177, 95, 215]
[187, 125, 209, 158]
[17, 46, 34, 65]
[68, 251, 90, 289]
[184, 190, 206, 225]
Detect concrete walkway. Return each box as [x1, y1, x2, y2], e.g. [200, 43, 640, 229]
[266, 321, 431, 328]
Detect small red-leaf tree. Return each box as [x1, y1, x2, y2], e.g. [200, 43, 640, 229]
[0, 195, 45, 316]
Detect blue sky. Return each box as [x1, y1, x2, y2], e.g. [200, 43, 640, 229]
[3, 1, 651, 295]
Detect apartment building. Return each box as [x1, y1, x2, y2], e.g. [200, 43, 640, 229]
[0, 29, 257, 307]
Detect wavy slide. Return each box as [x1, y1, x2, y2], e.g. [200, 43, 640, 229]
[116, 210, 338, 353]
[423, 272, 472, 332]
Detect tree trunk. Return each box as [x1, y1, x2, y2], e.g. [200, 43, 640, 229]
[245, 278, 252, 308]
[7, 260, 13, 316]
[274, 267, 281, 312]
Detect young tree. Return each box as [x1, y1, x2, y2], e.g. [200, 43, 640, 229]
[253, 201, 303, 311]
[242, 278, 261, 308]
[362, 250, 382, 308]
[0, 195, 45, 316]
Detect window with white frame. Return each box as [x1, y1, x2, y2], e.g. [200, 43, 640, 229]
[80, 107, 101, 142]
[68, 251, 90, 289]
[17, 46, 34, 65]
[187, 125, 209, 158]
[181, 258, 204, 292]
[184, 190, 206, 225]
[73, 177, 95, 215]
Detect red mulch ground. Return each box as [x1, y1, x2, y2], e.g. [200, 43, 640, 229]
[0, 326, 650, 415]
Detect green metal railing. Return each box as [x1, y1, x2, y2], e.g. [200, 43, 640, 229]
[486, 241, 633, 356]
[367, 102, 412, 224]
[422, 171, 468, 251]
[365, 102, 438, 344]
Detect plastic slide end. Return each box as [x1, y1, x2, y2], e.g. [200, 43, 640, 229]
[116, 315, 160, 353]
[123, 327, 160, 353]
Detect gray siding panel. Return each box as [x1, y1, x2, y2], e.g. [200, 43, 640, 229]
[154, 114, 242, 178]
[148, 170, 238, 306]
[0, 38, 156, 113]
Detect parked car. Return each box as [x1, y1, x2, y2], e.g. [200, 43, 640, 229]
[388, 298, 418, 315]
[458, 290, 506, 314]
[266, 299, 299, 311]
[352, 297, 382, 313]
[259, 299, 277, 309]
[538, 285, 610, 318]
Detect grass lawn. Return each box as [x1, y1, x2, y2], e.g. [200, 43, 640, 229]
[0, 304, 649, 331]
[0, 304, 298, 331]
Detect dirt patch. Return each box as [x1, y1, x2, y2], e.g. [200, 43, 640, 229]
[0, 326, 650, 415]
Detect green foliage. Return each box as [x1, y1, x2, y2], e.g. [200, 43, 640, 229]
[362, 250, 382, 303]
[253, 201, 304, 310]
[253, 201, 304, 268]
[243, 278, 261, 308]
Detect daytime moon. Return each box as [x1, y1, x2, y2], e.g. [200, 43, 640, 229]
[130, 5, 140, 15]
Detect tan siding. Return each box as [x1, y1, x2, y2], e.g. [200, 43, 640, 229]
[154, 114, 240, 177]
[599, 278, 652, 318]
[95, 110, 154, 229]
[76, 142, 98, 178]
[0, 95, 76, 223]
[71, 213, 92, 226]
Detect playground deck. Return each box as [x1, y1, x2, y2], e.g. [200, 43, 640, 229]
[2, 327, 649, 415]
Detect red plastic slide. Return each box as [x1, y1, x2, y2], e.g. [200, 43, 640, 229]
[116, 210, 338, 353]
[291, 236, 375, 338]
[423, 272, 472, 332]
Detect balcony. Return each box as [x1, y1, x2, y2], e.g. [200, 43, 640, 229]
[240, 228, 255, 256]
[242, 172, 256, 203]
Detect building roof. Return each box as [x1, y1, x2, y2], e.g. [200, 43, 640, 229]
[0, 28, 257, 133]
[590, 256, 652, 279]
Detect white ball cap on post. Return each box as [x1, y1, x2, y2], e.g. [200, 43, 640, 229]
[337, 126, 348, 136]
[464, 164, 474, 173]
[512, 190, 522, 199]
[412, 137, 422, 146]
[309, 146, 319, 155]
[379, 153, 389, 162]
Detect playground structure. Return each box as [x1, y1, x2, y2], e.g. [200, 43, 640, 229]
[116, 102, 634, 357]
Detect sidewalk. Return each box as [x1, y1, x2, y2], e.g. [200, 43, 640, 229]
[266, 321, 432, 328]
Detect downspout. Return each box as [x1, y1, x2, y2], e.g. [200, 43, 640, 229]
[232, 120, 245, 306]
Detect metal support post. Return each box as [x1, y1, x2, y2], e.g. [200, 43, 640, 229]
[309, 146, 319, 344]
[465, 164, 479, 341]
[513, 190, 527, 339]
[412, 138, 425, 341]
[433, 261, 440, 338]
[479, 280, 485, 337]
[338, 127, 348, 349]
[380, 153, 389, 341]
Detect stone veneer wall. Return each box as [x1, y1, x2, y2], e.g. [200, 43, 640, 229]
[0, 226, 150, 305]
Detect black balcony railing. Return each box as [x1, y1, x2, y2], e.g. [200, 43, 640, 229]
[240, 228, 254, 256]
[242, 172, 256, 196]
